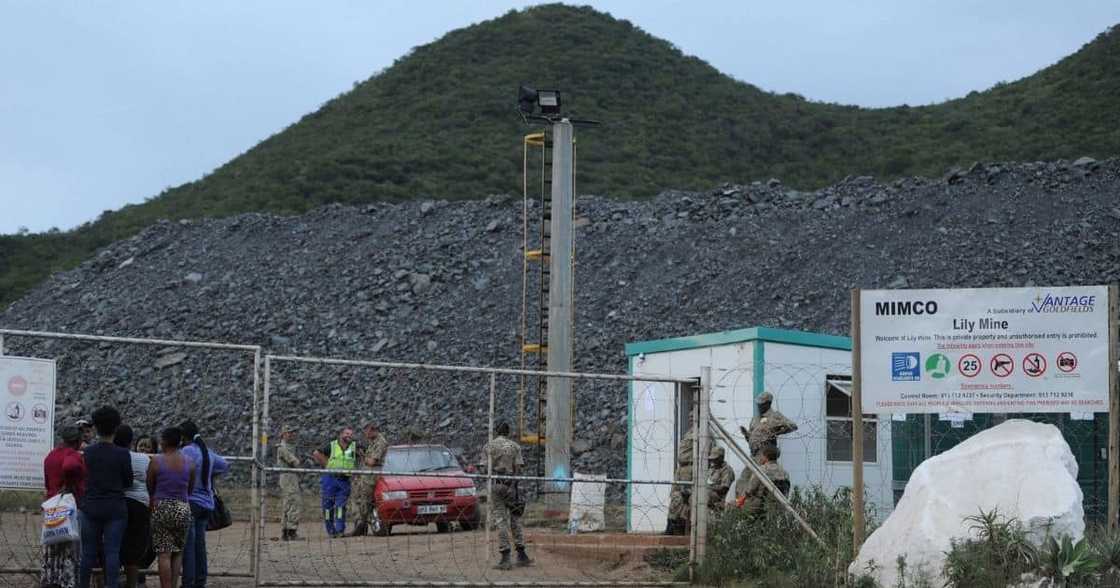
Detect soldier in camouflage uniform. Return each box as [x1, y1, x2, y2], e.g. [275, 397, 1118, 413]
[480, 422, 532, 571]
[740, 391, 798, 457]
[276, 424, 303, 541]
[706, 446, 735, 515]
[735, 391, 797, 502]
[348, 422, 390, 537]
[738, 445, 790, 517]
[665, 421, 695, 535]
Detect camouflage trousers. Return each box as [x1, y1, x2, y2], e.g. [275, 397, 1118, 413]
[668, 464, 693, 521]
[491, 487, 525, 552]
[350, 472, 377, 524]
[280, 475, 301, 531]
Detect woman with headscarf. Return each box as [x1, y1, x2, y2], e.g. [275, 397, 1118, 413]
[41, 425, 87, 588]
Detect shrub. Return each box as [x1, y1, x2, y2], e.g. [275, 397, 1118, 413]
[1089, 526, 1120, 585]
[1037, 535, 1099, 587]
[694, 486, 876, 587]
[943, 509, 1038, 588]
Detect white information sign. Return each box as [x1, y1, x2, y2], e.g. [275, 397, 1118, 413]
[0, 356, 57, 490]
[860, 286, 1110, 414]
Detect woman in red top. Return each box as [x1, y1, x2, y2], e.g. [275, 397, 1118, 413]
[42, 425, 87, 588]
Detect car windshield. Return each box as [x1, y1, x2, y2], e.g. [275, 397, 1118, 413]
[383, 446, 459, 473]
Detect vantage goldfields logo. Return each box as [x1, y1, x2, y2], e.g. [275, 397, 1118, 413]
[1030, 293, 1097, 313]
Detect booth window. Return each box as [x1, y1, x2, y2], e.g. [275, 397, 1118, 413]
[825, 376, 877, 462]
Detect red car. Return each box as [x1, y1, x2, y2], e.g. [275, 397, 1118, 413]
[369, 444, 480, 536]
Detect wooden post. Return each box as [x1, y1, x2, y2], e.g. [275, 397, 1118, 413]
[1108, 284, 1119, 529]
[851, 289, 865, 548]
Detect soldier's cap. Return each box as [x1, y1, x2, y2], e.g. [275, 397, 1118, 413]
[281, 423, 297, 434]
[59, 426, 82, 443]
[756, 391, 773, 404]
[708, 446, 725, 460]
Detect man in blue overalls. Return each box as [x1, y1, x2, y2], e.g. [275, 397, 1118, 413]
[312, 426, 356, 538]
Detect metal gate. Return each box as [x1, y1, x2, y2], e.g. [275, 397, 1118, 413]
[255, 353, 700, 587]
[0, 329, 262, 586]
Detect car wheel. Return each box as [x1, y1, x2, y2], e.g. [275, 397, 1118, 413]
[371, 510, 391, 537]
[436, 522, 452, 534]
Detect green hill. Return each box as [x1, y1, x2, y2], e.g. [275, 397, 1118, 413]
[2, 6, 1118, 307]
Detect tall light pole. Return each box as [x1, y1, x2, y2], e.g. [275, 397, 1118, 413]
[544, 118, 574, 501]
[518, 86, 597, 509]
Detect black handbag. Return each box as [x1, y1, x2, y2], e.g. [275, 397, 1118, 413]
[206, 488, 232, 531]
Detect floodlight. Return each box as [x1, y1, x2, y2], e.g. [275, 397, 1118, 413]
[537, 90, 561, 115]
[518, 85, 563, 117]
[516, 85, 596, 125]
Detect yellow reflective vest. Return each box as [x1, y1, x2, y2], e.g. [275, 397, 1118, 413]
[326, 440, 356, 471]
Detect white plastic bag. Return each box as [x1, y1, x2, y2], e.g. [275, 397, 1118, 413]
[41, 493, 80, 545]
[568, 472, 606, 533]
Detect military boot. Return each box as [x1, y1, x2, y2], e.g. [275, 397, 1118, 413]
[494, 550, 512, 571]
[281, 529, 291, 541]
[515, 547, 533, 567]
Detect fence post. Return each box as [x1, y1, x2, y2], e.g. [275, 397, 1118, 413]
[486, 372, 495, 556]
[1108, 284, 1119, 529]
[250, 349, 261, 584]
[688, 368, 712, 580]
[255, 353, 270, 586]
[695, 367, 712, 565]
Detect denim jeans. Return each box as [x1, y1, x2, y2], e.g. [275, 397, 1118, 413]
[182, 505, 210, 588]
[78, 505, 127, 588]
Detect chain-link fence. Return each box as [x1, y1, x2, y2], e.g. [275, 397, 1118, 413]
[254, 354, 695, 587]
[705, 360, 1111, 528]
[0, 329, 261, 587]
[891, 411, 1109, 521]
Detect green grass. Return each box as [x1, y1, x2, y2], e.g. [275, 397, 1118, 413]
[3, 5, 1119, 308]
[0, 490, 41, 511]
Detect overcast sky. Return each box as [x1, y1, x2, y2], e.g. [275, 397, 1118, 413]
[2, 1, 1117, 235]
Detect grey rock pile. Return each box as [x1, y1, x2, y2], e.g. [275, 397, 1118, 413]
[2, 158, 1119, 485]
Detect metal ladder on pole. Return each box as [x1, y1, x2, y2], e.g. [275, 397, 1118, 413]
[518, 131, 577, 475]
[519, 131, 550, 453]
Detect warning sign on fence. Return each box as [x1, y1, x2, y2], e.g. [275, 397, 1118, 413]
[0, 356, 56, 490]
[859, 286, 1111, 414]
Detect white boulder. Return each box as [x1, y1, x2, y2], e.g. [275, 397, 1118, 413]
[850, 419, 1084, 586]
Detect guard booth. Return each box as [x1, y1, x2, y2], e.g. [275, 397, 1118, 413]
[624, 326, 896, 533]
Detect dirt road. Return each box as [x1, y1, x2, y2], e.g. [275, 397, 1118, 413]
[2, 513, 676, 586]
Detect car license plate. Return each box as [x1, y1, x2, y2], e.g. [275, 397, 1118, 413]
[417, 505, 447, 515]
